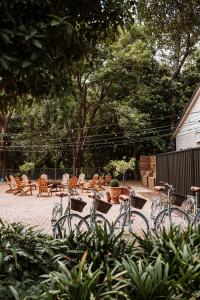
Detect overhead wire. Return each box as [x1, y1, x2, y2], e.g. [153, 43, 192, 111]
[2, 117, 200, 149]
[2, 108, 200, 138]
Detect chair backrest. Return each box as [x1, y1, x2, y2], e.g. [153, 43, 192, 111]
[10, 175, 17, 186]
[41, 174, 48, 180]
[78, 173, 85, 182]
[37, 178, 48, 193]
[62, 173, 69, 185]
[5, 176, 10, 183]
[22, 174, 28, 185]
[68, 176, 78, 189]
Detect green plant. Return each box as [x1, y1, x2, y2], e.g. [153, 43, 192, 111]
[104, 157, 135, 185]
[110, 179, 120, 187]
[19, 162, 35, 175]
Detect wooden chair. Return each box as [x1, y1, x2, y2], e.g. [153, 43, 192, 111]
[37, 178, 53, 197]
[81, 174, 104, 192]
[68, 176, 78, 190]
[14, 177, 33, 196]
[77, 173, 86, 188]
[22, 174, 37, 190]
[40, 174, 48, 180]
[5, 176, 18, 194]
[58, 173, 69, 191]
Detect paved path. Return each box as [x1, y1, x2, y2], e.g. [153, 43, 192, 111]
[0, 182, 153, 235]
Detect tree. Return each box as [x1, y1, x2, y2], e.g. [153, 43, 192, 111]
[137, 0, 200, 80]
[0, 0, 135, 173]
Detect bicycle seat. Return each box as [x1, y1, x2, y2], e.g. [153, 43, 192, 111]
[191, 186, 200, 192]
[119, 195, 129, 201]
[153, 186, 165, 191]
[55, 192, 68, 197]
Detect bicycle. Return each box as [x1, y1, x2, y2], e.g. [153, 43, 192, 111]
[114, 187, 149, 237]
[184, 186, 200, 226]
[79, 190, 112, 231]
[154, 182, 190, 234]
[52, 191, 89, 238]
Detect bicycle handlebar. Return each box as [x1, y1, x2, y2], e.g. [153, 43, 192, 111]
[159, 181, 174, 191]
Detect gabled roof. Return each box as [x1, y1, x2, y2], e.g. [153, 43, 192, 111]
[172, 83, 200, 138]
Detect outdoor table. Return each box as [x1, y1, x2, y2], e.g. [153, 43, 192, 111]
[47, 180, 62, 192]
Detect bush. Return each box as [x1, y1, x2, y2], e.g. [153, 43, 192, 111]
[110, 179, 120, 187]
[1, 221, 200, 299]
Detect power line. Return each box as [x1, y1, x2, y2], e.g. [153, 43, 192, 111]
[3, 108, 200, 138]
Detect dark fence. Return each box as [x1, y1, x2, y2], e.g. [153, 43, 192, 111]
[156, 147, 200, 196]
[0, 167, 137, 182]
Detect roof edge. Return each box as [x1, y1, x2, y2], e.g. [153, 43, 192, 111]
[172, 83, 200, 138]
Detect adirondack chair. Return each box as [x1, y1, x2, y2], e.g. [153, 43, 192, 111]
[22, 174, 37, 190]
[5, 176, 18, 194]
[12, 176, 33, 196]
[37, 178, 53, 197]
[40, 174, 48, 180]
[58, 173, 69, 191]
[81, 174, 104, 192]
[77, 173, 86, 188]
[68, 176, 78, 192]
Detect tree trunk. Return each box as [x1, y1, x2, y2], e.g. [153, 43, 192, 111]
[72, 148, 83, 176]
[0, 112, 12, 176]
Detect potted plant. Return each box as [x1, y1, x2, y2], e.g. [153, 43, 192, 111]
[108, 179, 121, 204]
[105, 157, 135, 186]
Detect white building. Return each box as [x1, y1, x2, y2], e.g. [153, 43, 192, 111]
[173, 84, 200, 150]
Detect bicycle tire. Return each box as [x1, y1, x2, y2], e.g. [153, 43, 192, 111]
[194, 210, 200, 227]
[53, 213, 90, 238]
[114, 210, 149, 238]
[81, 213, 111, 232]
[154, 207, 190, 234]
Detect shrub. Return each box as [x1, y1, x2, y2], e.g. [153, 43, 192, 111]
[1, 220, 200, 299]
[110, 179, 120, 187]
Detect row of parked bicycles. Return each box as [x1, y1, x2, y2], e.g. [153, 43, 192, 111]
[51, 181, 200, 239]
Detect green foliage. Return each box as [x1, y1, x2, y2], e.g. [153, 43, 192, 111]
[1, 222, 200, 299]
[110, 179, 120, 187]
[19, 162, 35, 174]
[105, 157, 135, 177]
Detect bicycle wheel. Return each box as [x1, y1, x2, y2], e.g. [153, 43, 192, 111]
[82, 213, 111, 232]
[194, 210, 200, 227]
[114, 210, 149, 238]
[154, 207, 190, 234]
[53, 213, 89, 238]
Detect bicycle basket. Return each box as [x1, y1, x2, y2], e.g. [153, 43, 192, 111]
[131, 195, 147, 209]
[94, 198, 112, 214]
[171, 193, 186, 207]
[71, 197, 87, 212]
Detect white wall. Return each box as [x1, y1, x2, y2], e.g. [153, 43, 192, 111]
[176, 93, 200, 150]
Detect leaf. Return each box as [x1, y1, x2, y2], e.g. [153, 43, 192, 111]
[0, 32, 11, 44]
[22, 60, 32, 68]
[32, 39, 42, 48]
[0, 57, 8, 69]
[9, 286, 20, 300]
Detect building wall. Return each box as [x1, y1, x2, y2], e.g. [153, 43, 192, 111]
[176, 94, 200, 150]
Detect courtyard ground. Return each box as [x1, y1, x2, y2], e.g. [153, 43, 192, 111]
[0, 181, 152, 235]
